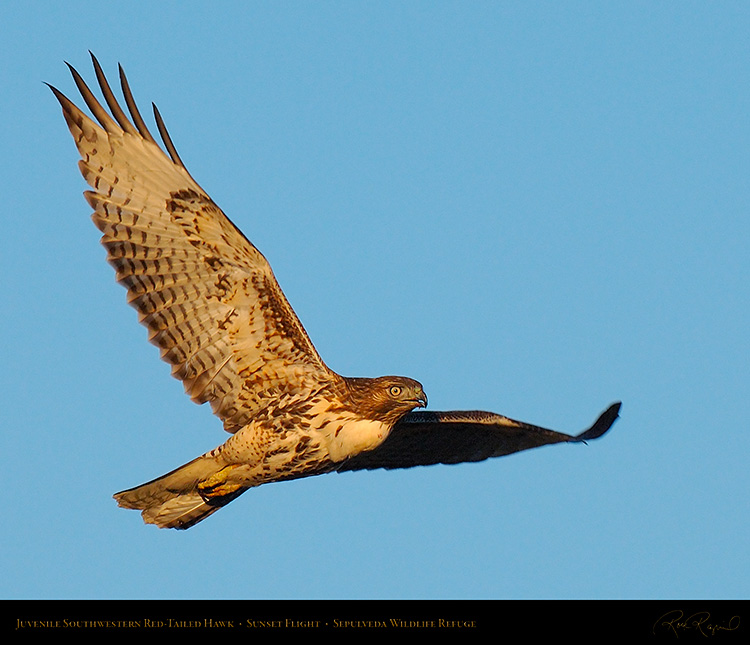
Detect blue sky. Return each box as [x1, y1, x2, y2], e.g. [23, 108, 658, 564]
[1, 2, 747, 600]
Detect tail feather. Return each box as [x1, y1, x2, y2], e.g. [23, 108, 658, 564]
[113, 455, 246, 529]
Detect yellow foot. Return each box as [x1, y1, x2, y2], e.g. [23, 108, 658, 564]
[198, 465, 244, 499]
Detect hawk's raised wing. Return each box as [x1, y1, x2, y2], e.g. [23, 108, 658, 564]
[337, 402, 621, 471]
[49, 54, 336, 433]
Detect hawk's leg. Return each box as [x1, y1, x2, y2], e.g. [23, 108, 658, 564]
[197, 464, 245, 499]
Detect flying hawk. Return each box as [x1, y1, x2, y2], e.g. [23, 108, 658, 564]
[50, 54, 621, 530]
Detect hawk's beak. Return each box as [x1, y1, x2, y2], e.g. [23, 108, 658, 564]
[415, 393, 428, 408]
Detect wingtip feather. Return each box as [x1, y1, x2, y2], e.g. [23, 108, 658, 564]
[574, 401, 622, 443]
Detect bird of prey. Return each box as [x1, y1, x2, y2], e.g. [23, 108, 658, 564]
[49, 54, 621, 530]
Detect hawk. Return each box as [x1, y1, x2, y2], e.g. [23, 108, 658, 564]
[50, 54, 621, 530]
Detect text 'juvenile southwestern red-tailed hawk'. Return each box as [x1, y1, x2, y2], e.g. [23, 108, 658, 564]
[50, 54, 621, 530]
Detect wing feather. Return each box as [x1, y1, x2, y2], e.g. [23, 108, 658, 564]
[337, 402, 621, 471]
[51, 54, 336, 433]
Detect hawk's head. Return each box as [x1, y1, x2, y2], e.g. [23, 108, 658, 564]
[344, 376, 427, 426]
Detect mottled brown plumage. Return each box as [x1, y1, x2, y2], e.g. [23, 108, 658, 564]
[50, 54, 620, 529]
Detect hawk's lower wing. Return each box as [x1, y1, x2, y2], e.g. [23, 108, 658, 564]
[337, 402, 621, 471]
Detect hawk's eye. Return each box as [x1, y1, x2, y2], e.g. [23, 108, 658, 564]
[388, 385, 403, 397]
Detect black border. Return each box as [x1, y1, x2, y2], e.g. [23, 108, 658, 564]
[5, 600, 747, 641]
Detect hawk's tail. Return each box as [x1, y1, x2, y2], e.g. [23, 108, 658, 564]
[113, 455, 246, 530]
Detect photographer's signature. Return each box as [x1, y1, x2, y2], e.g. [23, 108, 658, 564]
[653, 610, 741, 638]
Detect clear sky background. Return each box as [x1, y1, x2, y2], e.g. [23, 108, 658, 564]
[1, 2, 747, 600]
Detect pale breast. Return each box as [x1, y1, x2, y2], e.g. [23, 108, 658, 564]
[320, 416, 391, 462]
[214, 405, 390, 470]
